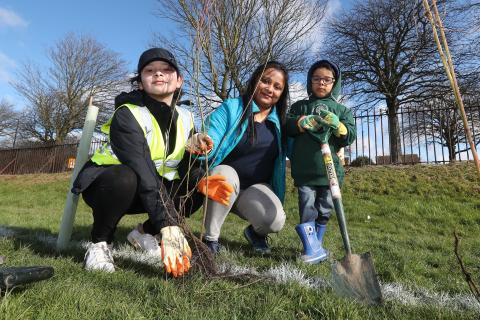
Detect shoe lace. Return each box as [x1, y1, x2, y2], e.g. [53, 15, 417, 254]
[208, 240, 220, 252]
[257, 234, 270, 249]
[91, 244, 114, 264]
[105, 246, 114, 263]
[250, 229, 269, 248]
[264, 235, 271, 247]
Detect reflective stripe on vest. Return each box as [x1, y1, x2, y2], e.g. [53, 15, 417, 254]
[91, 103, 193, 181]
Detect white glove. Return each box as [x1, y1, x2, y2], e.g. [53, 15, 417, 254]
[160, 226, 192, 277]
[186, 133, 213, 155]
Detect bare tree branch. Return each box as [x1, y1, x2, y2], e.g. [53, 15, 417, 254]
[0, 99, 19, 147]
[323, 0, 456, 163]
[152, 0, 328, 104]
[11, 33, 128, 144]
[453, 231, 480, 305]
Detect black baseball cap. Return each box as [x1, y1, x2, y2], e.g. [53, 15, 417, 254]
[137, 48, 179, 74]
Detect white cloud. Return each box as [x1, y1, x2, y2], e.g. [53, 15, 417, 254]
[309, 0, 342, 52]
[289, 81, 308, 103]
[0, 7, 28, 28]
[0, 51, 16, 83]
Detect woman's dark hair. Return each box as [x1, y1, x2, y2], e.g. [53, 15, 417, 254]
[129, 74, 141, 88]
[240, 61, 290, 145]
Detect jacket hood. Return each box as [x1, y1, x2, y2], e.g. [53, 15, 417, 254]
[306, 60, 342, 100]
[114, 90, 144, 109]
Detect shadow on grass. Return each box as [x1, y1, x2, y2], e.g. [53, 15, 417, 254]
[3, 223, 301, 283]
[1, 225, 175, 279]
[189, 230, 299, 262]
[0, 284, 36, 297]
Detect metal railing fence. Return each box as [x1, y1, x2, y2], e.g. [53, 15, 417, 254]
[1, 105, 479, 174]
[346, 105, 479, 165]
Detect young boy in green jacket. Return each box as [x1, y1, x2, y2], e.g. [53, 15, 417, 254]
[286, 60, 356, 264]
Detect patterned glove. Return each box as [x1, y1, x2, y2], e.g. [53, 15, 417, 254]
[186, 133, 214, 155]
[319, 110, 347, 137]
[318, 109, 340, 130]
[198, 175, 234, 206]
[160, 226, 192, 277]
[298, 115, 324, 132]
[334, 122, 347, 137]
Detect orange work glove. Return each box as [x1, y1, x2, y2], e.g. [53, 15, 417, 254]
[160, 226, 192, 278]
[197, 175, 234, 206]
[186, 133, 214, 155]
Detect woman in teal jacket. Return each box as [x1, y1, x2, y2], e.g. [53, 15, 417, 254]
[201, 61, 289, 255]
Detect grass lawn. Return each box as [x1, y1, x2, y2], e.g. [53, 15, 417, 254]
[0, 163, 479, 319]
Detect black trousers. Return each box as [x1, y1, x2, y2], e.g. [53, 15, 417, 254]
[82, 165, 203, 243]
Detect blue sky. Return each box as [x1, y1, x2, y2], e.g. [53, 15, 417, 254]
[0, 0, 169, 109]
[0, 0, 346, 110]
[2, 1, 465, 162]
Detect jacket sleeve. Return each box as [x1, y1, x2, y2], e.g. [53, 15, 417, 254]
[109, 107, 170, 231]
[177, 125, 206, 183]
[203, 101, 231, 162]
[286, 102, 304, 137]
[331, 105, 356, 148]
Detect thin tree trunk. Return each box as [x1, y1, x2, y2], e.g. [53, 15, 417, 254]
[387, 101, 401, 164]
[447, 138, 456, 162]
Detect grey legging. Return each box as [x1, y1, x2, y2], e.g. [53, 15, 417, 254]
[203, 165, 286, 241]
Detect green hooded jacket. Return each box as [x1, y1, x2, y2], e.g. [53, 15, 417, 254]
[286, 60, 356, 187]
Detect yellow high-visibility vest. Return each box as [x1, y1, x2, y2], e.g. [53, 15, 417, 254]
[91, 103, 193, 181]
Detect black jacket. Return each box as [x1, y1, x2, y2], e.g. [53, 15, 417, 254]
[72, 90, 203, 230]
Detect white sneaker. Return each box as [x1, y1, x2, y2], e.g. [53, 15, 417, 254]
[127, 228, 161, 256]
[84, 241, 115, 273]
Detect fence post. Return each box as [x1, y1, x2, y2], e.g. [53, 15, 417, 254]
[57, 102, 98, 251]
[12, 149, 18, 174]
[51, 145, 58, 173]
[12, 119, 19, 149]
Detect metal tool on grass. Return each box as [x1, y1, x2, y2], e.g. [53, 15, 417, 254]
[319, 130, 382, 305]
[1, 266, 54, 290]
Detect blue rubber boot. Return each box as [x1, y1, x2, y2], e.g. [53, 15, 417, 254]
[295, 222, 328, 264]
[316, 223, 329, 257]
[316, 223, 328, 244]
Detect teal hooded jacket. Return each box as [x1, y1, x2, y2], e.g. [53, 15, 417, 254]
[286, 60, 356, 187]
[202, 97, 287, 202]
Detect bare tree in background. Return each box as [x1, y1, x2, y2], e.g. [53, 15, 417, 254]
[153, 0, 328, 108]
[12, 33, 128, 144]
[403, 90, 480, 162]
[325, 0, 451, 163]
[0, 99, 19, 147]
[452, 1, 480, 80]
